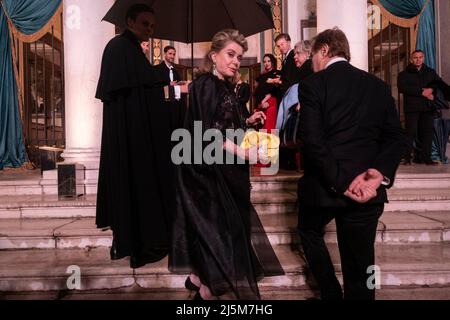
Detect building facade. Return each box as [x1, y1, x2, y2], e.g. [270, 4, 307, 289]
[9, 0, 448, 181]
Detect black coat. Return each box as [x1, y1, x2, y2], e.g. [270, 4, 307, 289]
[298, 61, 407, 207]
[280, 50, 299, 96]
[235, 82, 250, 109]
[297, 58, 314, 82]
[95, 30, 173, 266]
[398, 63, 441, 113]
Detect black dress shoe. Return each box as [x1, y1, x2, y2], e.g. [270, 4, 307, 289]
[130, 249, 168, 268]
[185, 277, 200, 292]
[110, 238, 126, 260]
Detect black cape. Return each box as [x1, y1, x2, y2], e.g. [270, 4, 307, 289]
[95, 30, 173, 268]
[169, 73, 284, 299]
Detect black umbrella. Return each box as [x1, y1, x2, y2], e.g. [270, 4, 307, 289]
[151, 0, 274, 43]
[103, 0, 274, 68]
[103, 0, 274, 43]
[102, 0, 156, 31]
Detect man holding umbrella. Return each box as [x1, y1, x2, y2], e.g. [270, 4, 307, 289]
[95, 3, 176, 268]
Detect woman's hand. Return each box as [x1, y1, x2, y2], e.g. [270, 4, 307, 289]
[245, 145, 259, 163]
[268, 77, 282, 85]
[179, 83, 189, 94]
[261, 101, 270, 110]
[260, 94, 271, 109]
[246, 111, 266, 127]
[223, 140, 257, 163]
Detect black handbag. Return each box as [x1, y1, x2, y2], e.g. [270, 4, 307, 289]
[280, 105, 301, 149]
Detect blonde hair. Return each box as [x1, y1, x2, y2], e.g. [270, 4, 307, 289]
[200, 29, 248, 74]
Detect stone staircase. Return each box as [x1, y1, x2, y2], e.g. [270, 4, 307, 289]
[1, 165, 450, 299]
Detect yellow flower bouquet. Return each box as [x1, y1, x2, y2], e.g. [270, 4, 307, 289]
[240, 130, 280, 164]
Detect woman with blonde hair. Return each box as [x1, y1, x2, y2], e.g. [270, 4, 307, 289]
[169, 29, 284, 300]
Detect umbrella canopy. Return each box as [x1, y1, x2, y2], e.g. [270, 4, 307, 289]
[102, 0, 274, 43]
[102, 0, 156, 31]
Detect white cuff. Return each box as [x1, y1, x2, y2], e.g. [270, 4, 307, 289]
[174, 85, 181, 100]
[381, 176, 390, 186]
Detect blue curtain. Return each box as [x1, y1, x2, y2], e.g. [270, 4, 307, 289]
[0, 0, 61, 169]
[378, 0, 436, 69]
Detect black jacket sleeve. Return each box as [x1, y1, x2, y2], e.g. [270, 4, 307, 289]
[397, 71, 423, 97]
[372, 87, 408, 187]
[237, 83, 250, 105]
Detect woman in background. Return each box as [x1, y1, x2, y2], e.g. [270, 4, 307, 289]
[254, 54, 281, 133]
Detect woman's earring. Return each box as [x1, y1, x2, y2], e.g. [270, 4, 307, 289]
[213, 62, 218, 76]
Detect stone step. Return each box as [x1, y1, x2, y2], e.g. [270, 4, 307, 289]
[0, 218, 112, 250]
[2, 165, 450, 196]
[252, 191, 298, 215]
[385, 188, 450, 212]
[392, 172, 450, 189]
[1, 243, 449, 293]
[0, 195, 96, 219]
[250, 165, 450, 192]
[0, 169, 98, 196]
[0, 285, 450, 300]
[0, 170, 43, 196]
[0, 188, 449, 221]
[391, 165, 450, 189]
[252, 188, 450, 214]
[250, 171, 299, 192]
[263, 211, 450, 245]
[1, 211, 449, 250]
[3, 285, 450, 300]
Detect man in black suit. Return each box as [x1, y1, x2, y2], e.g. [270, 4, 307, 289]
[274, 33, 299, 98]
[274, 33, 301, 170]
[297, 28, 407, 300]
[154, 45, 181, 84]
[153, 46, 185, 130]
[398, 50, 442, 165]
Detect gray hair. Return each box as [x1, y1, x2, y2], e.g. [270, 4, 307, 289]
[294, 40, 312, 55]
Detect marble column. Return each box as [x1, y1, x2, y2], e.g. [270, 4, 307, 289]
[435, 0, 450, 82]
[284, 0, 302, 45]
[61, 0, 115, 169]
[317, 0, 368, 71]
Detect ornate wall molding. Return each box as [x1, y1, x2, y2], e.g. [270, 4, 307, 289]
[152, 38, 162, 65]
[271, 0, 283, 68]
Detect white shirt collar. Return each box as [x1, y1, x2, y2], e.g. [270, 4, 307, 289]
[164, 61, 173, 69]
[285, 49, 293, 59]
[325, 57, 348, 69]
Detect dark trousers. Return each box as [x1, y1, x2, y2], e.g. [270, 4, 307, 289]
[298, 204, 383, 300]
[404, 111, 434, 162]
[280, 147, 297, 170]
[168, 100, 187, 132]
